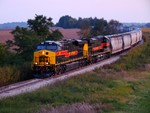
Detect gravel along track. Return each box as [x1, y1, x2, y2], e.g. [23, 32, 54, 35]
[0, 56, 119, 99]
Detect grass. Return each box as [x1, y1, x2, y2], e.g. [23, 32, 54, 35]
[0, 28, 150, 113]
[1, 69, 150, 113]
[0, 62, 33, 87]
[0, 65, 20, 86]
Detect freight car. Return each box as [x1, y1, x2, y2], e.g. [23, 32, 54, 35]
[32, 29, 142, 78]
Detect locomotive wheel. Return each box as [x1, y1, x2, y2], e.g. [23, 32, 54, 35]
[93, 57, 97, 63]
[82, 60, 87, 66]
[79, 60, 84, 67]
[55, 66, 61, 75]
[91, 57, 97, 64]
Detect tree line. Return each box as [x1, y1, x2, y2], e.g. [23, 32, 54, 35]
[56, 15, 122, 37]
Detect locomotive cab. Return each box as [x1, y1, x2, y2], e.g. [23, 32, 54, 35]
[33, 41, 61, 77]
[34, 41, 61, 65]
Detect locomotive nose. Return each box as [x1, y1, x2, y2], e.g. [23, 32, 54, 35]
[39, 56, 50, 65]
[34, 50, 50, 65]
[34, 49, 56, 66]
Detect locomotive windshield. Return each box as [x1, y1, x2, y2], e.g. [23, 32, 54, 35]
[36, 44, 58, 51]
[47, 45, 57, 51]
[37, 45, 46, 50]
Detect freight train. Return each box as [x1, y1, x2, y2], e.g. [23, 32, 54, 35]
[33, 29, 142, 78]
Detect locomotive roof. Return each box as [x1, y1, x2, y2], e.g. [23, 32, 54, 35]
[44, 40, 63, 47]
[44, 39, 84, 46]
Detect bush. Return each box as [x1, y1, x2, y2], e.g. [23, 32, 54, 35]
[0, 65, 20, 86]
[0, 62, 33, 86]
[18, 62, 33, 80]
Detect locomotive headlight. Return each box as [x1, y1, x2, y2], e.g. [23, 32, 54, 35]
[46, 62, 49, 65]
[42, 51, 45, 55]
[35, 62, 38, 65]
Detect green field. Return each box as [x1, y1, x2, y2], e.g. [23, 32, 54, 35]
[0, 28, 150, 113]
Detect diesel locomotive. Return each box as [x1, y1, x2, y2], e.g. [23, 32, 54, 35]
[33, 29, 142, 78]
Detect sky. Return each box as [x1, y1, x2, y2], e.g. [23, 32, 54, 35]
[0, 0, 150, 24]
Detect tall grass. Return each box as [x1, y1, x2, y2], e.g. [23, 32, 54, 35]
[0, 62, 32, 86]
[0, 65, 20, 86]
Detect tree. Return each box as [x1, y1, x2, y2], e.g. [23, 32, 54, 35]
[79, 20, 92, 38]
[11, 15, 63, 61]
[0, 43, 7, 65]
[28, 14, 63, 41]
[81, 20, 90, 30]
[56, 15, 78, 28]
[11, 26, 41, 61]
[79, 18, 109, 38]
[108, 19, 122, 34]
[145, 23, 150, 28]
[0, 43, 12, 65]
[28, 14, 53, 40]
[92, 18, 108, 36]
[48, 29, 63, 41]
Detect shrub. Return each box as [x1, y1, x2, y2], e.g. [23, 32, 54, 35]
[0, 65, 20, 86]
[0, 62, 33, 86]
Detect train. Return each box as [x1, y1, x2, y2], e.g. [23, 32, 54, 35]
[32, 29, 142, 78]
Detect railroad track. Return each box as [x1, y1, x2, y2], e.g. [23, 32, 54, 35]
[0, 79, 42, 93]
[0, 55, 120, 99]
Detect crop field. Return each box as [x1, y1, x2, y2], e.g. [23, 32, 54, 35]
[0, 30, 14, 43]
[142, 28, 150, 32]
[0, 28, 80, 44]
